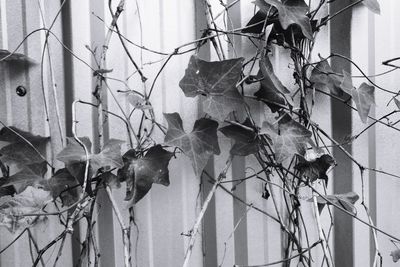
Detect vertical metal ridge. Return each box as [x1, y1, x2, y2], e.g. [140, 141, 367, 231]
[60, 2, 83, 266]
[329, 1, 354, 266]
[61, 0, 73, 138]
[232, 156, 248, 265]
[194, 0, 219, 266]
[367, 9, 377, 266]
[227, 1, 248, 265]
[89, 1, 115, 266]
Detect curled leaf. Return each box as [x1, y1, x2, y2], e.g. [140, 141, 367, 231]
[118, 145, 173, 204]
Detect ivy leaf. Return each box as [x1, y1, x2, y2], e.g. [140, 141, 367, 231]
[352, 83, 374, 123]
[0, 49, 36, 65]
[0, 143, 46, 170]
[0, 126, 49, 144]
[56, 138, 94, 195]
[260, 0, 313, 39]
[179, 55, 244, 121]
[390, 249, 400, 263]
[56, 138, 124, 171]
[220, 119, 259, 156]
[64, 162, 93, 196]
[295, 154, 335, 184]
[90, 139, 125, 171]
[118, 145, 173, 204]
[339, 73, 375, 123]
[312, 192, 359, 215]
[0, 162, 47, 193]
[56, 137, 92, 164]
[264, 115, 312, 163]
[267, 19, 319, 47]
[260, 54, 290, 94]
[42, 168, 79, 206]
[0, 127, 49, 169]
[310, 58, 343, 96]
[254, 55, 290, 112]
[0, 186, 52, 233]
[359, 0, 380, 14]
[164, 113, 220, 177]
[242, 0, 277, 34]
[242, 9, 276, 34]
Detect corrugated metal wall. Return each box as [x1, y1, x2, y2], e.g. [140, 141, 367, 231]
[1, 0, 400, 266]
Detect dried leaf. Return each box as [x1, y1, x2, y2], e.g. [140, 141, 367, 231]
[179, 55, 244, 120]
[164, 113, 220, 177]
[0, 186, 52, 233]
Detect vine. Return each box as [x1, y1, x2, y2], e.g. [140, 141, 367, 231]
[0, 0, 399, 266]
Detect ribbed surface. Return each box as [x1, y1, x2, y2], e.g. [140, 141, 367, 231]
[0, 1, 398, 266]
